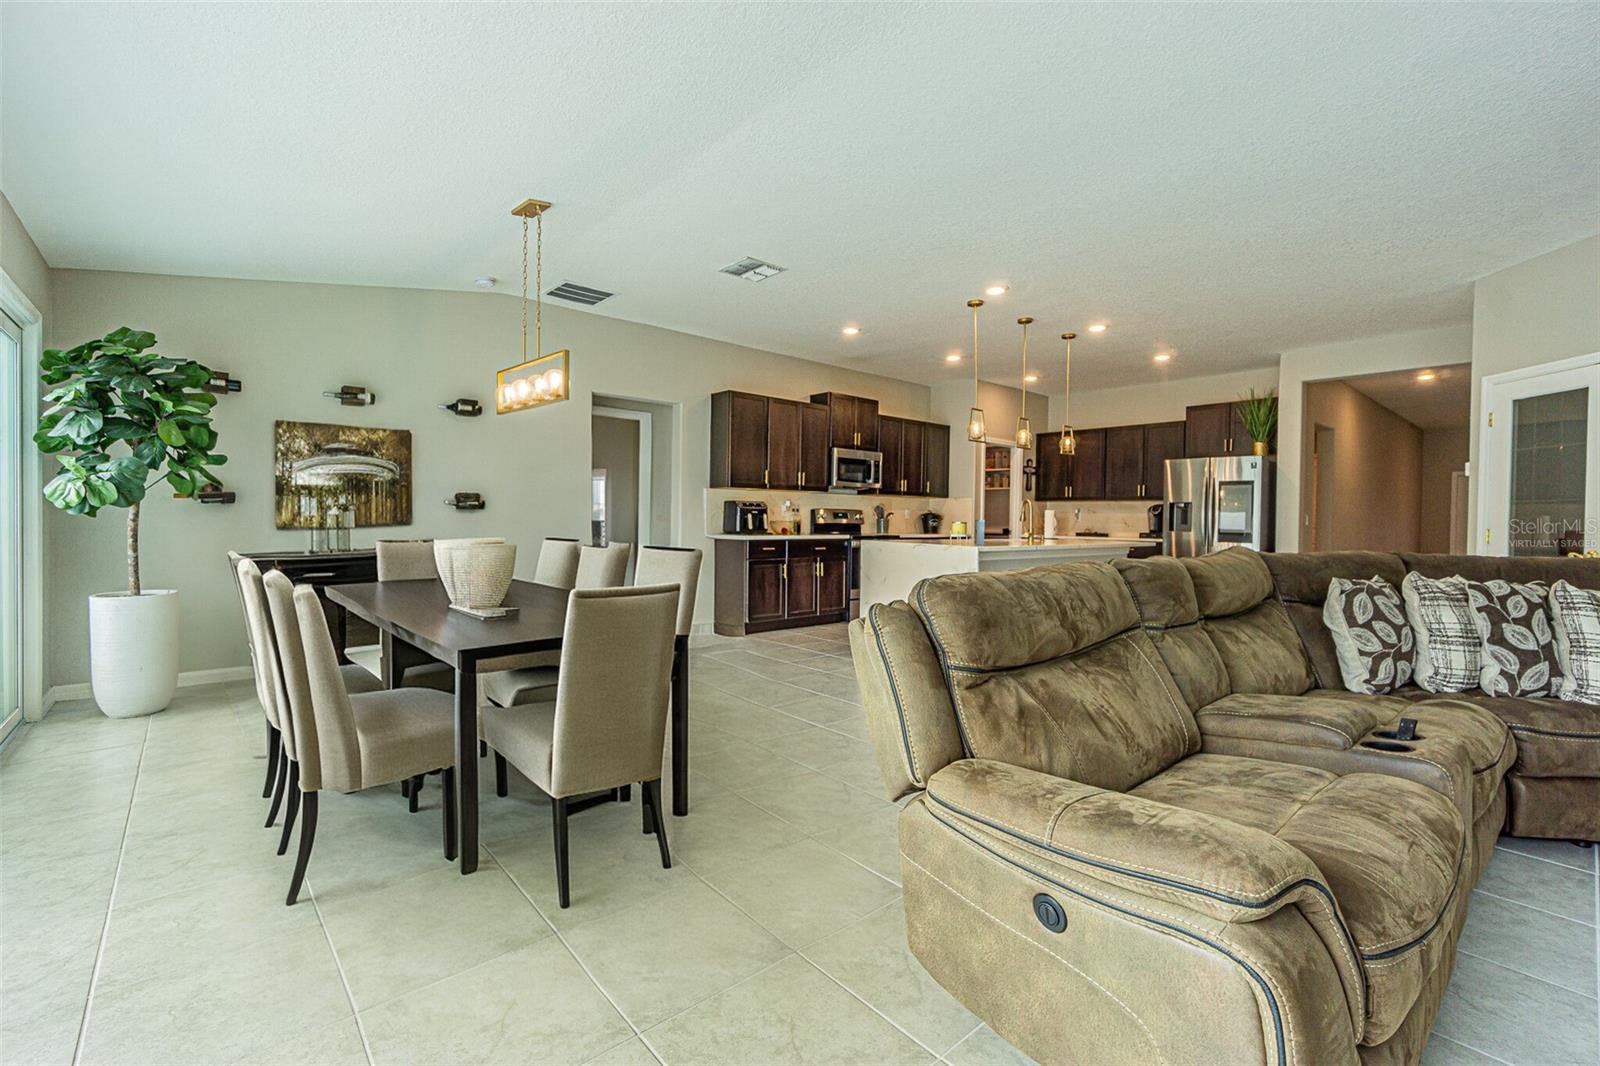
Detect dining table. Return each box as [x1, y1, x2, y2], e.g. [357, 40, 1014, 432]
[326, 577, 691, 874]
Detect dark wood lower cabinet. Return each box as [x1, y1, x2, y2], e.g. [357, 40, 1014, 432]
[713, 539, 851, 636]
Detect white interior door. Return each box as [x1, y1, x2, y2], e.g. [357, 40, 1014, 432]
[1480, 355, 1600, 556]
[1, 312, 22, 739]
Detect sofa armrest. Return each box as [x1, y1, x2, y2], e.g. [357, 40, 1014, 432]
[926, 759, 1336, 926]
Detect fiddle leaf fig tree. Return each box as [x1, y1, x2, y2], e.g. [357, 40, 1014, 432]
[35, 327, 227, 595]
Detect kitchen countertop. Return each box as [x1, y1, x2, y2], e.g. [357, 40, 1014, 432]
[708, 533, 852, 541]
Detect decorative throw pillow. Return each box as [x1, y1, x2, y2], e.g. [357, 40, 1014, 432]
[1323, 576, 1414, 694]
[1401, 572, 1480, 693]
[1465, 579, 1561, 697]
[1548, 580, 1600, 703]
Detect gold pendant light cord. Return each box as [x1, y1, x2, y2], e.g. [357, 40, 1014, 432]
[535, 212, 543, 358]
[972, 304, 980, 400]
[1063, 334, 1073, 425]
[1019, 320, 1029, 410]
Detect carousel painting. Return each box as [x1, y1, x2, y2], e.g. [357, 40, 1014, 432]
[273, 420, 412, 530]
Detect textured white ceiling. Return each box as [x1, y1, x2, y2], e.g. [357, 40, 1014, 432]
[1343, 364, 1472, 430]
[4, 3, 1597, 391]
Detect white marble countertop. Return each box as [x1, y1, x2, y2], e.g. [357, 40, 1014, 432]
[708, 533, 852, 541]
[870, 536, 1148, 551]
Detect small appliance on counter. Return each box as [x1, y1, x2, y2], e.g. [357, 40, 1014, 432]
[722, 500, 770, 534]
[919, 511, 942, 534]
[1144, 503, 1164, 539]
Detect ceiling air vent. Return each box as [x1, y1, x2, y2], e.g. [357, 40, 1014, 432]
[546, 281, 614, 306]
[719, 257, 786, 281]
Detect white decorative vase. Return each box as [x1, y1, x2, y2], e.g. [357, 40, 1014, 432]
[89, 589, 180, 718]
[433, 539, 517, 609]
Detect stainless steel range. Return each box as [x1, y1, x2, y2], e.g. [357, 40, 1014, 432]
[811, 508, 864, 619]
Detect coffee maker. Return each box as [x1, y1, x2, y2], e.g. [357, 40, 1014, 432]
[1145, 503, 1163, 539]
[723, 500, 770, 534]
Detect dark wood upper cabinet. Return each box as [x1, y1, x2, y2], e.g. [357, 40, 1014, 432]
[810, 392, 880, 450]
[923, 423, 950, 497]
[1185, 401, 1261, 456]
[1072, 428, 1108, 499]
[1229, 404, 1260, 455]
[900, 421, 924, 496]
[798, 402, 830, 491]
[710, 391, 770, 488]
[1036, 432, 1069, 500]
[878, 416, 906, 495]
[853, 396, 881, 451]
[1143, 421, 1187, 498]
[766, 398, 802, 490]
[1103, 425, 1145, 500]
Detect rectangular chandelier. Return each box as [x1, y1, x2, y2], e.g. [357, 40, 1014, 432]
[496, 349, 569, 414]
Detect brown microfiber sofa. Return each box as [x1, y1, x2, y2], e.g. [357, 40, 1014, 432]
[1260, 550, 1600, 843]
[849, 549, 1528, 1066]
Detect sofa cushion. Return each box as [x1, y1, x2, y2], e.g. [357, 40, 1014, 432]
[1182, 546, 1276, 617]
[1264, 551, 1408, 691]
[1466, 579, 1562, 697]
[1184, 549, 1315, 695]
[1549, 580, 1600, 703]
[1325, 576, 1415, 694]
[1401, 552, 1600, 589]
[1113, 557, 1230, 710]
[1465, 694, 1600, 779]
[1132, 753, 1465, 1045]
[912, 563, 1199, 790]
[1402, 573, 1482, 694]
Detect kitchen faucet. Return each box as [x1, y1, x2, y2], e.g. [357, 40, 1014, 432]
[1020, 498, 1041, 545]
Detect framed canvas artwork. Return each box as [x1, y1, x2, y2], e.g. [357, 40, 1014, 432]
[273, 420, 412, 529]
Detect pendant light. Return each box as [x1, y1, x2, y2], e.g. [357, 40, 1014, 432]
[1058, 332, 1077, 455]
[966, 299, 986, 441]
[1015, 316, 1034, 449]
[496, 198, 571, 414]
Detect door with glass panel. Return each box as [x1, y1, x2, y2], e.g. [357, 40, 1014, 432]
[1480, 359, 1600, 556]
[1, 311, 22, 738]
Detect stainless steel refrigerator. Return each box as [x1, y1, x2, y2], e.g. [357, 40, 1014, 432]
[1163, 456, 1276, 557]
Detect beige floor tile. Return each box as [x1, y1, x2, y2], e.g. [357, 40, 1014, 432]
[701, 838, 899, 948]
[943, 1025, 1037, 1066]
[761, 690, 863, 727]
[1419, 1033, 1507, 1066]
[1477, 847, 1597, 925]
[642, 954, 930, 1065]
[229, 1015, 369, 1065]
[315, 859, 552, 1009]
[0, 929, 101, 1066]
[802, 900, 979, 1055]
[691, 691, 817, 746]
[78, 925, 352, 1065]
[1458, 891, 1598, 996]
[561, 878, 790, 1029]
[360, 938, 632, 1066]
[766, 724, 888, 792]
[293, 788, 477, 901]
[1433, 951, 1598, 1064]
[686, 734, 807, 793]
[739, 767, 898, 836]
[113, 803, 290, 906]
[0, 705, 147, 766]
[781, 671, 861, 704]
[813, 804, 904, 884]
[584, 1035, 662, 1065]
[1495, 836, 1597, 874]
[657, 791, 807, 874]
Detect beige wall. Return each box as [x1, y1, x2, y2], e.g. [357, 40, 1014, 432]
[591, 415, 640, 562]
[2, 192, 52, 325]
[1419, 426, 1469, 553]
[1301, 380, 1423, 552]
[1468, 235, 1600, 532]
[42, 268, 932, 686]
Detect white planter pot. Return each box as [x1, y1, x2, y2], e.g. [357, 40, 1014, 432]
[89, 589, 179, 718]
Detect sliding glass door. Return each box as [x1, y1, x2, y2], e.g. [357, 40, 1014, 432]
[1, 311, 22, 737]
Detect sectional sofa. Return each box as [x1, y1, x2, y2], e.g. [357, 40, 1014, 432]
[848, 547, 1597, 1066]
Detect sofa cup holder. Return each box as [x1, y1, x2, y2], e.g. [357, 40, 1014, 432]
[1371, 728, 1424, 742]
[1360, 740, 1417, 753]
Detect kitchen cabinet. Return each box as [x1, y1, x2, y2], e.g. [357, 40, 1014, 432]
[1104, 425, 1145, 500]
[879, 415, 945, 496]
[810, 392, 880, 450]
[710, 391, 769, 488]
[1143, 421, 1186, 498]
[765, 399, 801, 490]
[923, 423, 950, 497]
[878, 416, 905, 494]
[1036, 428, 1108, 500]
[713, 538, 851, 635]
[710, 391, 830, 489]
[1185, 402, 1261, 456]
[799, 402, 830, 491]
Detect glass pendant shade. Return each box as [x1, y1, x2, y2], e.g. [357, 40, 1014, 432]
[1015, 416, 1033, 449]
[966, 298, 986, 442]
[1015, 317, 1033, 448]
[497, 198, 570, 414]
[967, 407, 987, 442]
[1059, 426, 1076, 456]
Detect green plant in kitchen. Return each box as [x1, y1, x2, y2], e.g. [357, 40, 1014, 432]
[35, 327, 226, 594]
[1237, 388, 1278, 455]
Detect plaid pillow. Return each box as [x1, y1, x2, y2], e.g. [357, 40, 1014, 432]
[1401, 572, 1480, 693]
[1549, 580, 1600, 704]
[1465, 579, 1561, 697]
[1324, 576, 1413, 694]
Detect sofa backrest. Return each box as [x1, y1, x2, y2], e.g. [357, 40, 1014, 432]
[1399, 552, 1600, 589]
[910, 562, 1199, 791]
[1261, 551, 1407, 689]
[1183, 548, 1316, 695]
[1113, 556, 1231, 710]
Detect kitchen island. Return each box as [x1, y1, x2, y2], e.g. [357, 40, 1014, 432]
[859, 536, 1149, 611]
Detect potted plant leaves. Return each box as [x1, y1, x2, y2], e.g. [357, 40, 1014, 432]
[1237, 388, 1278, 456]
[35, 327, 226, 717]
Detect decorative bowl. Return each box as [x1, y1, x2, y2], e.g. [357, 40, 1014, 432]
[432, 538, 517, 608]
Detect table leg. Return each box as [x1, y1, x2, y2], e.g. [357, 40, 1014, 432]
[454, 662, 480, 874]
[335, 602, 350, 665]
[672, 634, 689, 817]
[381, 630, 399, 689]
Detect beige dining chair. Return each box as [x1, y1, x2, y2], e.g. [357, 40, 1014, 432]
[576, 542, 630, 588]
[264, 569, 460, 906]
[632, 546, 702, 822]
[375, 538, 440, 580]
[235, 558, 383, 839]
[533, 537, 582, 589]
[481, 584, 680, 908]
[228, 550, 278, 801]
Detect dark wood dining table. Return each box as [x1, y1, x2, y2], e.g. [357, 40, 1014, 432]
[326, 577, 691, 874]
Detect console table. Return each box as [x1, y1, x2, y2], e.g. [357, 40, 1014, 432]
[241, 549, 377, 662]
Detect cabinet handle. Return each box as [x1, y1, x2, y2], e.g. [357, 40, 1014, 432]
[763, 468, 769, 487]
[815, 560, 822, 577]
[781, 562, 787, 580]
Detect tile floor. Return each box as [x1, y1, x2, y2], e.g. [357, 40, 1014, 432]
[1, 623, 1596, 1066]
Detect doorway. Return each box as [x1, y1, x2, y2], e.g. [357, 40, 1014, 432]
[1307, 425, 1335, 551]
[591, 396, 677, 576]
[1, 311, 20, 739]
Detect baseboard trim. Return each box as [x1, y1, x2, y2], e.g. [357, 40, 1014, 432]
[42, 665, 254, 716]
[0, 706, 21, 742]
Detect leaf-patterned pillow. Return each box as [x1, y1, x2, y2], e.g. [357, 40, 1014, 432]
[1323, 576, 1414, 694]
[1548, 580, 1600, 704]
[1465, 579, 1562, 697]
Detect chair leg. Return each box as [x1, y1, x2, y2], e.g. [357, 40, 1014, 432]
[494, 753, 508, 798]
[480, 738, 488, 758]
[262, 724, 280, 799]
[618, 784, 631, 802]
[400, 777, 411, 798]
[552, 797, 571, 908]
[409, 774, 423, 813]
[442, 766, 458, 861]
[277, 762, 301, 856]
[645, 780, 671, 869]
[286, 792, 318, 906]
[265, 752, 288, 828]
[643, 785, 653, 835]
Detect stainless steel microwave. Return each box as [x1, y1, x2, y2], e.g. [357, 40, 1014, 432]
[829, 447, 882, 493]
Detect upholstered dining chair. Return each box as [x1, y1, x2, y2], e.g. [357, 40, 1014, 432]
[227, 550, 277, 800]
[235, 558, 382, 839]
[533, 537, 582, 589]
[631, 546, 702, 824]
[576, 542, 630, 588]
[263, 569, 460, 906]
[481, 584, 680, 908]
[375, 538, 439, 580]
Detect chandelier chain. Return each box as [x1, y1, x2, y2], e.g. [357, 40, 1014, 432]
[535, 213, 543, 358]
[520, 217, 529, 362]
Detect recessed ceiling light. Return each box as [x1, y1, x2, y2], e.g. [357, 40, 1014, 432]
[944, 352, 962, 364]
[1416, 370, 1437, 382]
[1153, 352, 1173, 364]
[1024, 373, 1040, 384]
[473, 276, 496, 289]
[1087, 322, 1108, 333]
[985, 285, 1008, 296]
[841, 326, 861, 336]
